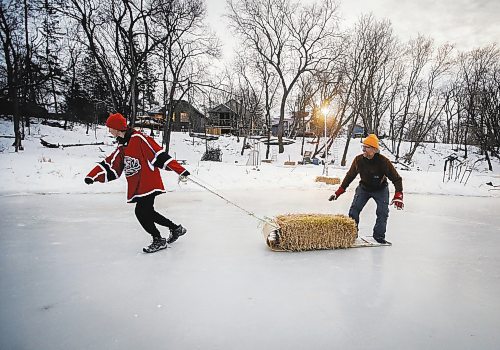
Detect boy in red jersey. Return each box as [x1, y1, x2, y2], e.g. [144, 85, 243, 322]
[85, 113, 190, 253]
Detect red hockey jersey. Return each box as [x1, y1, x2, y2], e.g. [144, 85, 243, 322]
[86, 130, 188, 203]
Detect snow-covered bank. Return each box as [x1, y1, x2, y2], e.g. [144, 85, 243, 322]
[0, 118, 499, 198]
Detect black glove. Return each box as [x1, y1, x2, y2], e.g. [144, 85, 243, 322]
[84, 177, 94, 185]
[183, 170, 190, 176]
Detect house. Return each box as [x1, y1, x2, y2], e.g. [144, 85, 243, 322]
[271, 115, 293, 136]
[351, 124, 365, 138]
[207, 102, 238, 135]
[207, 99, 249, 135]
[207, 99, 260, 135]
[135, 110, 164, 129]
[270, 111, 314, 137]
[160, 100, 206, 133]
[292, 110, 314, 137]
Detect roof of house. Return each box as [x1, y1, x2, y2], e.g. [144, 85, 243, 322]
[208, 103, 238, 115]
[271, 115, 293, 124]
[156, 100, 205, 117]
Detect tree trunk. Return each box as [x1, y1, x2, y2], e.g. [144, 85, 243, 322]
[277, 97, 287, 153]
[341, 118, 358, 166]
[300, 114, 306, 156]
[265, 111, 271, 159]
[13, 94, 22, 151]
[240, 136, 247, 156]
[485, 144, 493, 171]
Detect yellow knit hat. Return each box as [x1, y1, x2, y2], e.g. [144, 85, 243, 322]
[363, 134, 379, 149]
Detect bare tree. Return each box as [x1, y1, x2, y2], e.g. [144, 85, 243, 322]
[252, 56, 279, 159]
[441, 83, 458, 145]
[352, 15, 399, 136]
[287, 74, 317, 139]
[0, 0, 24, 151]
[227, 0, 342, 153]
[457, 44, 500, 169]
[402, 43, 454, 163]
[307, 70, 341, 159]
[334, 15, 401, 165]
[62, 0, 126, 111]
[62, 0, 218, 137]
[154, 0, 220, 151]
[393, 35, 433, 160]
[235, 55, 265, 155]
[484, 63, 500, 157]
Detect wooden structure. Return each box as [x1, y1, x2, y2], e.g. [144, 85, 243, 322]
[207, 101, 241, 135]
[159, 100, 206, 133]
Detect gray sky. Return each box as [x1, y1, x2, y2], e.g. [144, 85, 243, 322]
[206, 0, 500, 60]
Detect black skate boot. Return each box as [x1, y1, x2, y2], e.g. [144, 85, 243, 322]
[167, 225, 187, 244]
[374, 237, 391, 245]
[143, 237, 167, 253]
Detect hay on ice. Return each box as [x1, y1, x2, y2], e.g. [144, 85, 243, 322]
[315, 176, 341, 185]
[265, 214, 357, 251]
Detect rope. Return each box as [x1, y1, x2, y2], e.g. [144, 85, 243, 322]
[186, 175, 279, 229]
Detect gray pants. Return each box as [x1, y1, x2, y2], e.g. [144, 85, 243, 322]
[348, 185, 389, 240]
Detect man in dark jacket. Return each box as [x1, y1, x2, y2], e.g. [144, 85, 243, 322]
[328, 134, 403, 243]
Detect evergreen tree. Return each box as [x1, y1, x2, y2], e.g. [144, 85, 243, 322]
[65, 81, 94, 130]
[36, 0, 64, 113]
[80, 49, 110, 106]
[137, 59, 158, 113]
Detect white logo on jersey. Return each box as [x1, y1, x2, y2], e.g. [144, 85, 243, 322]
[124, 156, 141, 177]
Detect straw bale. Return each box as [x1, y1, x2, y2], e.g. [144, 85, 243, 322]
[315, 176, 341, 185]
[273, 214, 357, 251]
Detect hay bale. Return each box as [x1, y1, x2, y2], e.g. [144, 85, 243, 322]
[271, 214, 357, 251]
[315, 176, 341, 185]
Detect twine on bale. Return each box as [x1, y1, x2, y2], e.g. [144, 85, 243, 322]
[315, 176, 341, 185]
[272, 214, 357, 251]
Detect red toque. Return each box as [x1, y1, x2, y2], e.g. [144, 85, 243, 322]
[106, 113, 127, 131]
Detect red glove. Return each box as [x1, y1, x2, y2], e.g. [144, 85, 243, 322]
[391, 192, 404, 210]
[329, 187, 345, 201]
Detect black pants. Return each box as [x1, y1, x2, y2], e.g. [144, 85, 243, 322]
[348, 185, 389, 240]
[134, 194, 177, 239]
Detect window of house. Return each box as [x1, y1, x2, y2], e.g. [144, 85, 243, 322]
[180, 112, 189, 123]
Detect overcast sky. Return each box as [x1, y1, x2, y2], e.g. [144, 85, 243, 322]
[205, 0, 500, 61]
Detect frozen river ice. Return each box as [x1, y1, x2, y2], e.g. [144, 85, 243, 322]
[1, 189, 499, 350]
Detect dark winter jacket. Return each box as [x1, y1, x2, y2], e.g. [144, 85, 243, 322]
[341, 153, 403, 192]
